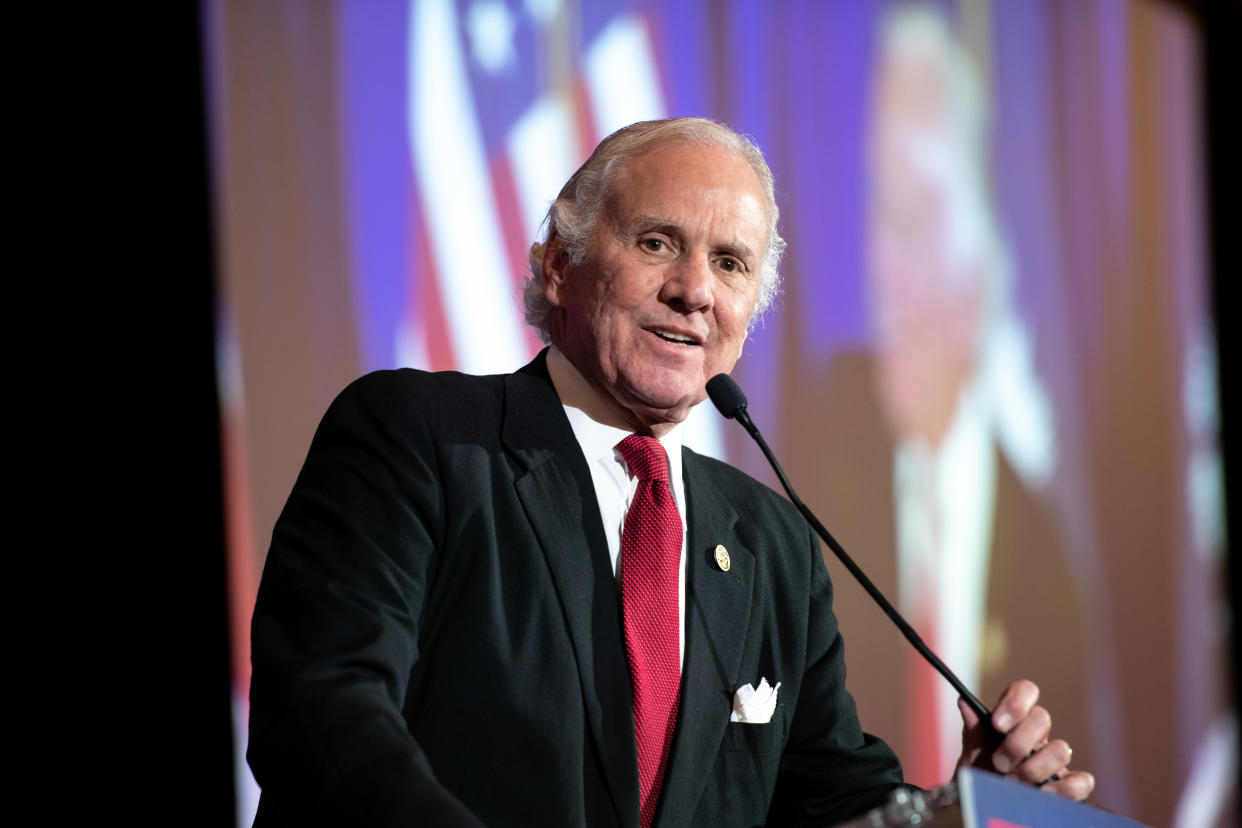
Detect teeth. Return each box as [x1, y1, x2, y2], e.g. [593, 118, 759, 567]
[654, 330, 697, 345]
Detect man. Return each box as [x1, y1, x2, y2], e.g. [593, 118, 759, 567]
[248, 118, 1093, 827]
[798, 6, 1087, 790]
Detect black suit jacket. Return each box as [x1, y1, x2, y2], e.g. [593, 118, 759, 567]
[249, 353, 902, 827]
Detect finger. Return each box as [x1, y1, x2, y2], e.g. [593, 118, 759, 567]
[991, 679, 1040, 733]
[956, 697, 985, 768]
[1013, 738, 1071, 784]
[991, 705, 1051, 773]
[1040, 769, 1095, 802]
[958, 697, 981, 731]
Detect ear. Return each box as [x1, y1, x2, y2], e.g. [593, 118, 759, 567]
[541, 231, 571, 308]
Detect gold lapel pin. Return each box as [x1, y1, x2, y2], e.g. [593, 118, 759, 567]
[714, 544, 731, 572]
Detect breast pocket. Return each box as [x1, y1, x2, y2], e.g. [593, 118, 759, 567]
[720, 706, 786, 754]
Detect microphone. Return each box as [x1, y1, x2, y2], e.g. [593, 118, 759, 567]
[705, 373, 998, 730]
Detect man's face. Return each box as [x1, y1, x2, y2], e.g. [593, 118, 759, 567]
[543, 141, 768, 434]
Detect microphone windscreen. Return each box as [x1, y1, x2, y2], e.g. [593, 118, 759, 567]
[706, 374, 748, 420]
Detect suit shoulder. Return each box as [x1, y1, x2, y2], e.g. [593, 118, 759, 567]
[315, 368, 511, 448]
[344, 366, 504, 402]
[334, 367, 505, 415]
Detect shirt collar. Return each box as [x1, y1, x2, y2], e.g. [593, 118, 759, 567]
[546, 346, 684, 486]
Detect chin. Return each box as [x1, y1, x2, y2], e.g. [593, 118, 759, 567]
[624, 389, 701, 427]
[654, 381, 706, 410]
[624, 366, 700, 400]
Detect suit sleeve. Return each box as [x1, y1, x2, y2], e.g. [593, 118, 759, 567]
[767, 523, 909, 826]
[247, 373, 486, 827]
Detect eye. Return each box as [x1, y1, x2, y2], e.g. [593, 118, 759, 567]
[717, 256, 741, 273]
[640, 237, 666, 252]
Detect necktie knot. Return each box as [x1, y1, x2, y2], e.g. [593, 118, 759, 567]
[617, 434, 670, 484]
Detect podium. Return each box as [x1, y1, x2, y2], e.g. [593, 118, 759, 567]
[833, 768, 1151, 827]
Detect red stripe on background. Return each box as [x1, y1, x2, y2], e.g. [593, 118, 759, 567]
[412, 207, 456, 372]
[491, 154, 528, 279]
[637, 12, 673, 117]
[570, 75, 600, 161]
[490, 155, 545, 358]
[904, 594, 953, 789]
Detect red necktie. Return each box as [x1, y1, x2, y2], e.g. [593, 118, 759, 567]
[616, 435, 682, 828]
[904, 482, 949, 788]
[904, 586, 946, 787]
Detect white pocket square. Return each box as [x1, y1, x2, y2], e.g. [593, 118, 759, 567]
[730, 677, 781, 724]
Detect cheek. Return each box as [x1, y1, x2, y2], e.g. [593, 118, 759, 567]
[716, 293, 755, 355]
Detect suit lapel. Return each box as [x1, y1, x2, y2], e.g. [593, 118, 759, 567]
[502, 358, 640, 827]
[655, 448, 756, 827]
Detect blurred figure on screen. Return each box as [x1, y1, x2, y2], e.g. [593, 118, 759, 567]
[812, 4, 1088, 789]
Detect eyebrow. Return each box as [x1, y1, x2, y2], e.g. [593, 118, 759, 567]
[628, 215, 758, 266]
[717, 240, 757, 265]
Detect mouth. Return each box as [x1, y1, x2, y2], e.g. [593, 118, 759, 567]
[649, 328, 702, 347]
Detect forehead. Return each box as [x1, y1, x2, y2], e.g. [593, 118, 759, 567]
[605, 142, 769, 237]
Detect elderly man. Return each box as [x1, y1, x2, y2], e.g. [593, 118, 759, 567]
[248, 118, 1093, 827]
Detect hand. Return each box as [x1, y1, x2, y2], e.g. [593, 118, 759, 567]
[956, 680, 1095, 801]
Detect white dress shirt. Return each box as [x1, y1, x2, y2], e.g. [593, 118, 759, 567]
[546, 346, 689, 666]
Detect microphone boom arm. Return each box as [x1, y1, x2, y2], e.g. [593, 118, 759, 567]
[705, 372, 999, 739]
[729, 403, 992, 724]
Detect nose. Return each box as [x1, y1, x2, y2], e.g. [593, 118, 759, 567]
[661, 250, 714, 313]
